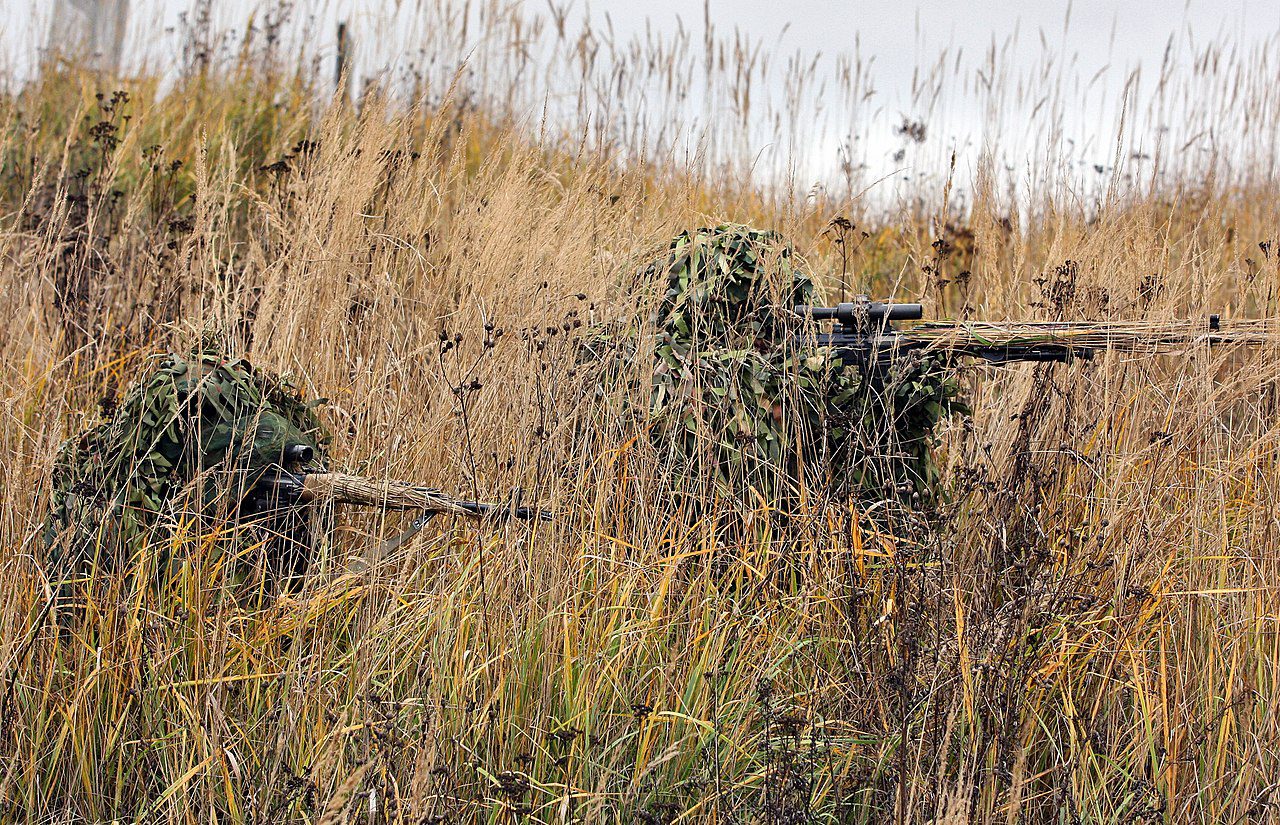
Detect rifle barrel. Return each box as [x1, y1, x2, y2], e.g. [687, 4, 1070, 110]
[803, 310, 1270, 366]
[288, 472, 552, 521]
[900, 318, 1257, 351]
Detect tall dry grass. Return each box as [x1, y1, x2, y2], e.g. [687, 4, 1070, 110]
[2, 4, 1280, 823]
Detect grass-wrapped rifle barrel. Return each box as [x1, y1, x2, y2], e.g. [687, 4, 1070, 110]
[255, 461, 553, 522]
[795, 295, 1263, 366]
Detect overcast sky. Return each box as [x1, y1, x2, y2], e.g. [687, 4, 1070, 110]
[10, 1, 1259, 60]
[3, 0, 1276, 196]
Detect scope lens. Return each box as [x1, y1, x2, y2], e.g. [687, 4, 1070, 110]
[887, 303, 924, 321]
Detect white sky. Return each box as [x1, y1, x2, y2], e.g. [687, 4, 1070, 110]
[3, 0, 1277, 198]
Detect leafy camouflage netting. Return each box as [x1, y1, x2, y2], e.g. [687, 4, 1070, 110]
[609, 224, 965, 505]
[44, 344, 330, 580]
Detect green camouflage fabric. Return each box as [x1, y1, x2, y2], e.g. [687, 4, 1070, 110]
[44, 344, 330, 578]
[625, 224, 965, 504]
[653, 225, 812, 351]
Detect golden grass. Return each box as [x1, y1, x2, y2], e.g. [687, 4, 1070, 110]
[2, 5, 1280, 822]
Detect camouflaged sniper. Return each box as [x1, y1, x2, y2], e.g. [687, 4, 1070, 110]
[629, 224, 965, 503]
[44, 345, 330, 577]
[45, 344, 551, 588]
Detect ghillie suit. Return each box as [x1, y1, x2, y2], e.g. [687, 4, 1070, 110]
[588, 224, 965, 524]
[43, 344, 330, 594]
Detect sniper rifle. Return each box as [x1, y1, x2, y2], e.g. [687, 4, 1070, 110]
[795, 295, 1233, 367]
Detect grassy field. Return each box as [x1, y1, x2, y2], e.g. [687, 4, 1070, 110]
[2, 5, 1280, 823]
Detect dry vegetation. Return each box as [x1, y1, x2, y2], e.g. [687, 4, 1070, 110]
[2, 3, 1280, 823]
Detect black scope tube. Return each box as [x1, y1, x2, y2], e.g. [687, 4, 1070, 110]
[795, 302, 924, 326]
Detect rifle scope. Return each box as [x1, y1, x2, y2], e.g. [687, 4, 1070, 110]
[795, 297, 923, 329]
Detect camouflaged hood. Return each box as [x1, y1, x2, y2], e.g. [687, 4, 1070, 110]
[44, 345, 330, 568]
[652, 225, 814, 352]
